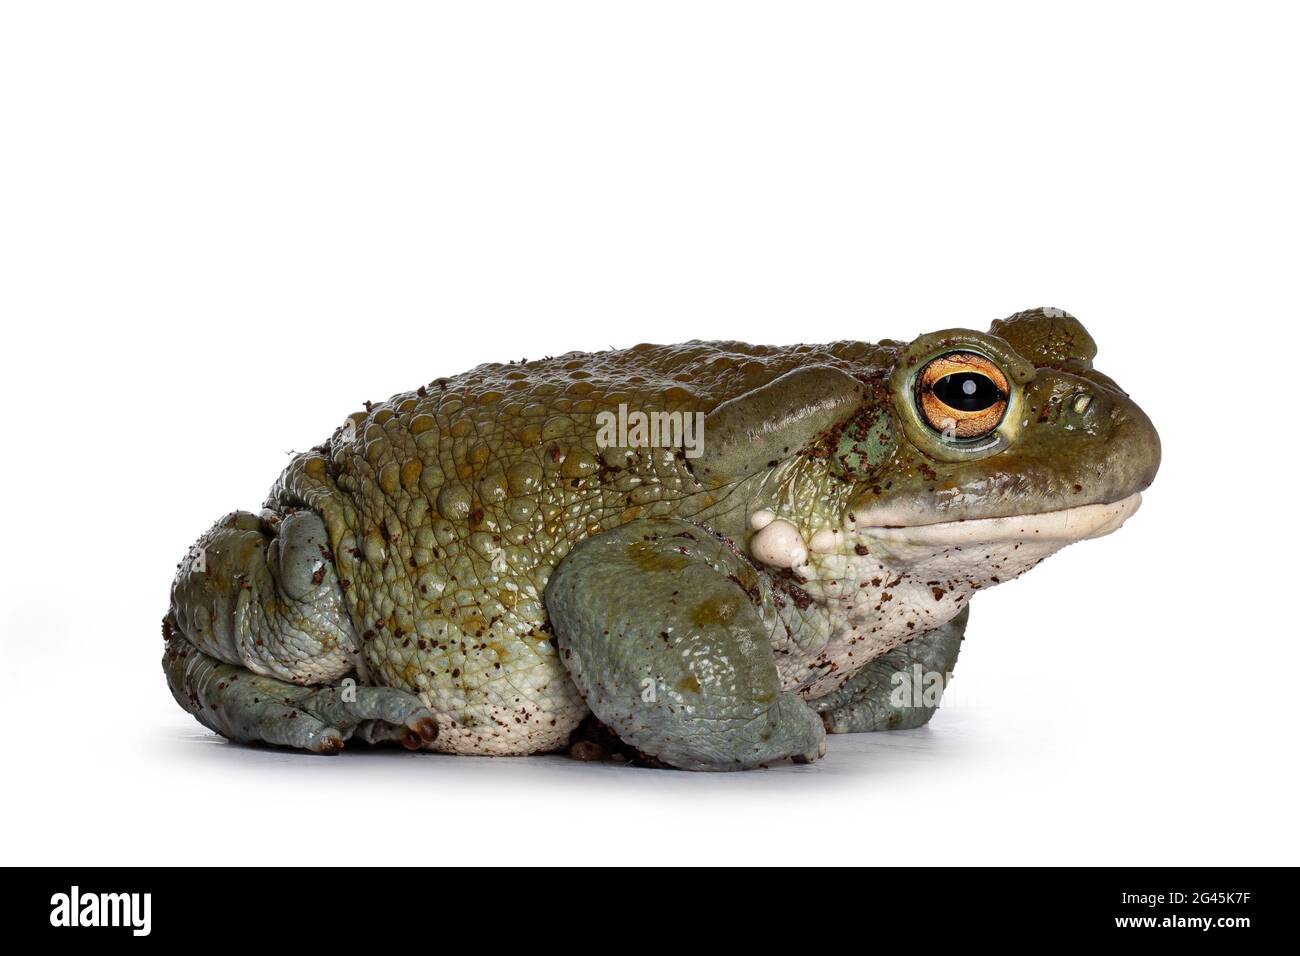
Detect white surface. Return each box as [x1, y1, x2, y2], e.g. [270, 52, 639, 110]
[1, 2, 1296, 866]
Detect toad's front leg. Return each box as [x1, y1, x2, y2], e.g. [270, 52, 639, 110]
[545, 518, 826, 771]
[812, 606, 967, 733]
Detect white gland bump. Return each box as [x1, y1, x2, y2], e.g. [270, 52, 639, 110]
[808, 528, 842, 554]
[750, 518, 808, 569]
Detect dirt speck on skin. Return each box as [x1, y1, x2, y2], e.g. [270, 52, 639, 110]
[569, 739, 603, 761]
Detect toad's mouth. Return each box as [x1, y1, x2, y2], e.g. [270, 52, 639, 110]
[748, 494, 1144, 575]
[850, 492, 1142, 548]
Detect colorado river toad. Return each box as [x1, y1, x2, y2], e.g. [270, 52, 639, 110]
[163, 307, 1159, 770]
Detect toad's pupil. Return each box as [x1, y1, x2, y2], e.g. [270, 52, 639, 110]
[933, 372, 1001, 412]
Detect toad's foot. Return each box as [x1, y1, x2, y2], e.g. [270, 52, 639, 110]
[163, 634, 438, 754]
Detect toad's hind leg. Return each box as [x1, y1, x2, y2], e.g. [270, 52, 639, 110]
[163, 510, 436, 753]
[545, 518, 825, 771]
[813, 606, 967, 733]
[163, 635, 439, 752]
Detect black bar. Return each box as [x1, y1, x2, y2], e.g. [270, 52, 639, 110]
[3, 867, 1289, 941]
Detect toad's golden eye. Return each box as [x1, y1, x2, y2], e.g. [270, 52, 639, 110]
[916, 352, 1009, 439]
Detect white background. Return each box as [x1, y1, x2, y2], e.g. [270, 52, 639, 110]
[2, 2, 1296, 866]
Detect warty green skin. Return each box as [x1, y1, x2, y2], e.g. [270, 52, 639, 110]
[163, 307, 1160, 770]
